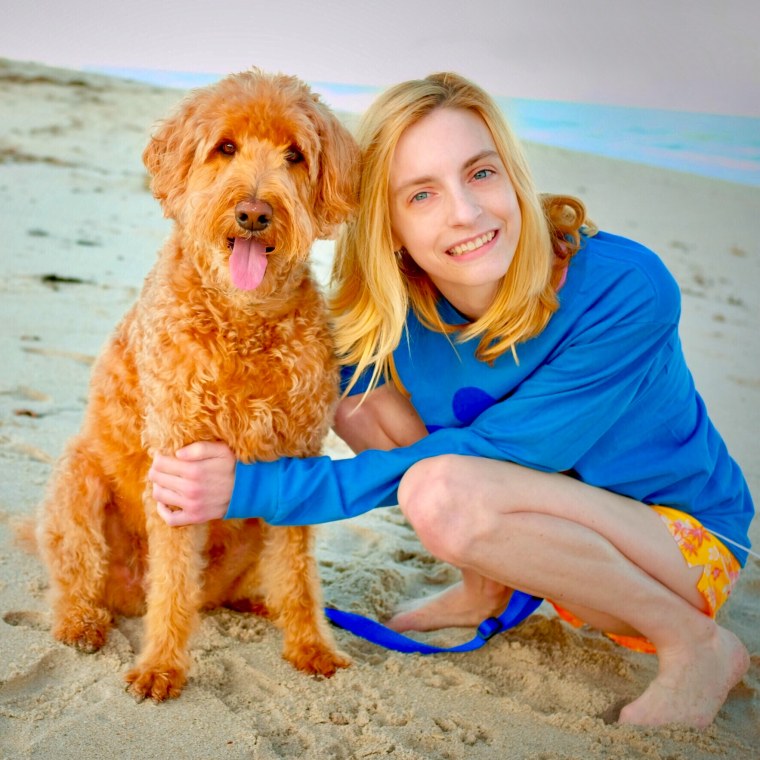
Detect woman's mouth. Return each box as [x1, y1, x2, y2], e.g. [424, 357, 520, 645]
[447, 230, 496, 257]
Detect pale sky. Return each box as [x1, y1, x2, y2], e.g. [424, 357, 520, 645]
[3, 0, 759, 116]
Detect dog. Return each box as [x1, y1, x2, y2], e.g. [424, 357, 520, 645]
[35, 69, 358, 700]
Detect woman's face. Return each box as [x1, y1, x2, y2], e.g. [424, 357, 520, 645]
[389, 107, 522, 319]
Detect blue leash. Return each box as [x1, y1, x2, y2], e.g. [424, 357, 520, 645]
[325, 590, 543, 654]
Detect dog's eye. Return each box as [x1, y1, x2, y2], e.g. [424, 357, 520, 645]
[217, 141, 237, 156]
[284, 145, 304, 164]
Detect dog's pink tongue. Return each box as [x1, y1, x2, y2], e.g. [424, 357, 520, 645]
[230, 237, 268, 290]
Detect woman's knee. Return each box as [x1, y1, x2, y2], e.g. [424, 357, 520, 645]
[398, 456, 476, 564]
[333, 395, 360, 442]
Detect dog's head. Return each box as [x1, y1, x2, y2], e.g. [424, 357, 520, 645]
[143, 69, 359, 297]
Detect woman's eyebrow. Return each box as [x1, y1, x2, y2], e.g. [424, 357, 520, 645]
[463, 149, 500, 169]
[393, 150, 500, 195]
[393, 174, 435, 195]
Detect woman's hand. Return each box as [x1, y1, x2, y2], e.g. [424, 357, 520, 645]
[149, 441, 236, 527]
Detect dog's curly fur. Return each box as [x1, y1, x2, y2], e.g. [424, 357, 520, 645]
[36, 70, 359, 701]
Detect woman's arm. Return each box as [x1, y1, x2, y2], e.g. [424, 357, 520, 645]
[156, 239, 686, 528]
[151, 384, 427, 526]
[222, 306, 680, 527]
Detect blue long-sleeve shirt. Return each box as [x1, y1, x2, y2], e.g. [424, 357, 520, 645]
[226, 232, 754, 565]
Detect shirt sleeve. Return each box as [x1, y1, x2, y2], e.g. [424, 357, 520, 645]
[226, 248, 680, 525]
[227, 294, 679, 526]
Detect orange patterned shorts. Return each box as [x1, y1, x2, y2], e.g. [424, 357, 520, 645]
[551, 505, 742, 654]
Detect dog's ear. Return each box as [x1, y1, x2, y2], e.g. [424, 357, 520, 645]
[142, 98, 202, 219]
[309, 99, 360, 238]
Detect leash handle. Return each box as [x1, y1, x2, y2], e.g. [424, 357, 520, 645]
[325, 590, 543, 654]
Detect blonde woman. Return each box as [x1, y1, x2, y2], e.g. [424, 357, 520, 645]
[150, 73, 753, 728]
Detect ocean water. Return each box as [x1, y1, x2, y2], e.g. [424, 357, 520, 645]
[497, 97, 760, 188]
[92, 67, 760, 187]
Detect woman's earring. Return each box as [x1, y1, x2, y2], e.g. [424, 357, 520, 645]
[394, 246, 408, 261]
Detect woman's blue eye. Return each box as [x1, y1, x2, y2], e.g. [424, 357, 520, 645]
[412, 191, 429, 202]
[473, 168, 492, 180]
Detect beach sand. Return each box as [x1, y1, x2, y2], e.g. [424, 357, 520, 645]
[0, 58, 758, 759]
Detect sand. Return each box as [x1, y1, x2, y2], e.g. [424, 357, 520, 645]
[0, 58, 758, 759]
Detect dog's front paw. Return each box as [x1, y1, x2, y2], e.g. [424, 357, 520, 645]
[284, 644, 351, 678]
[124, 663, 187, 702]
[53, 607, 113, 653]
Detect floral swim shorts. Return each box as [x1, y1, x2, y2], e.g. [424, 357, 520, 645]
[551, 505, 742, 654]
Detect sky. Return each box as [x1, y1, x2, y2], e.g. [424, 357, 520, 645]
[2, 0, 759, 116]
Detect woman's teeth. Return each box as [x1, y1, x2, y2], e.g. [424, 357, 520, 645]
[448, 230, 495, 256]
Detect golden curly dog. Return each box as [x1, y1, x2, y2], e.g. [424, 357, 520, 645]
[36, 69, 358, 701]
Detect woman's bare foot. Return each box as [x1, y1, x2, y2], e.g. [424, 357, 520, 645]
[386, 572, 511, 632]
[619, 623, 749, 728]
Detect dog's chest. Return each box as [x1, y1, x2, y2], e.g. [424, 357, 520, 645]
[212, 314, 326, 386]
[150, 309, 334, 457]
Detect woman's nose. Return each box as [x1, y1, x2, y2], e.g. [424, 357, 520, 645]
[447, 185, 481, 226]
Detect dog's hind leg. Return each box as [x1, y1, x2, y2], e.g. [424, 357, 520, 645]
[38, 438, 114, 653]
[125, 487, 208, 701]
[260, 525, 350, 676]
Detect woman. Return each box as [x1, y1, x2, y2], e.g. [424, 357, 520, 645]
[149, 73, 754, 728]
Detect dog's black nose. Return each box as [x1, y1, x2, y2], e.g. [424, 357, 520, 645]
[235, 200, 273, 231]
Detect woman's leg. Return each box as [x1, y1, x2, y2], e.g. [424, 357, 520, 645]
[392, 454, 748, 728]
[335, 387, 702, 634]
[333, 384, 429, 452]
[332, 388, 749, 726]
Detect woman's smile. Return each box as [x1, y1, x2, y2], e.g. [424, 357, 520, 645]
[446, 229, 498, 257]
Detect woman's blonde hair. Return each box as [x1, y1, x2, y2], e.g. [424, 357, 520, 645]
[330, 72, 590, 396]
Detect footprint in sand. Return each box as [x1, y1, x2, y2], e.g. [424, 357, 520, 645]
[728, 375, 760, 389]
[2, 610, 49, 631]
[433, 716, 493, 748]
[21, 346, 95, 366]
[0, 385, 51, 402]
